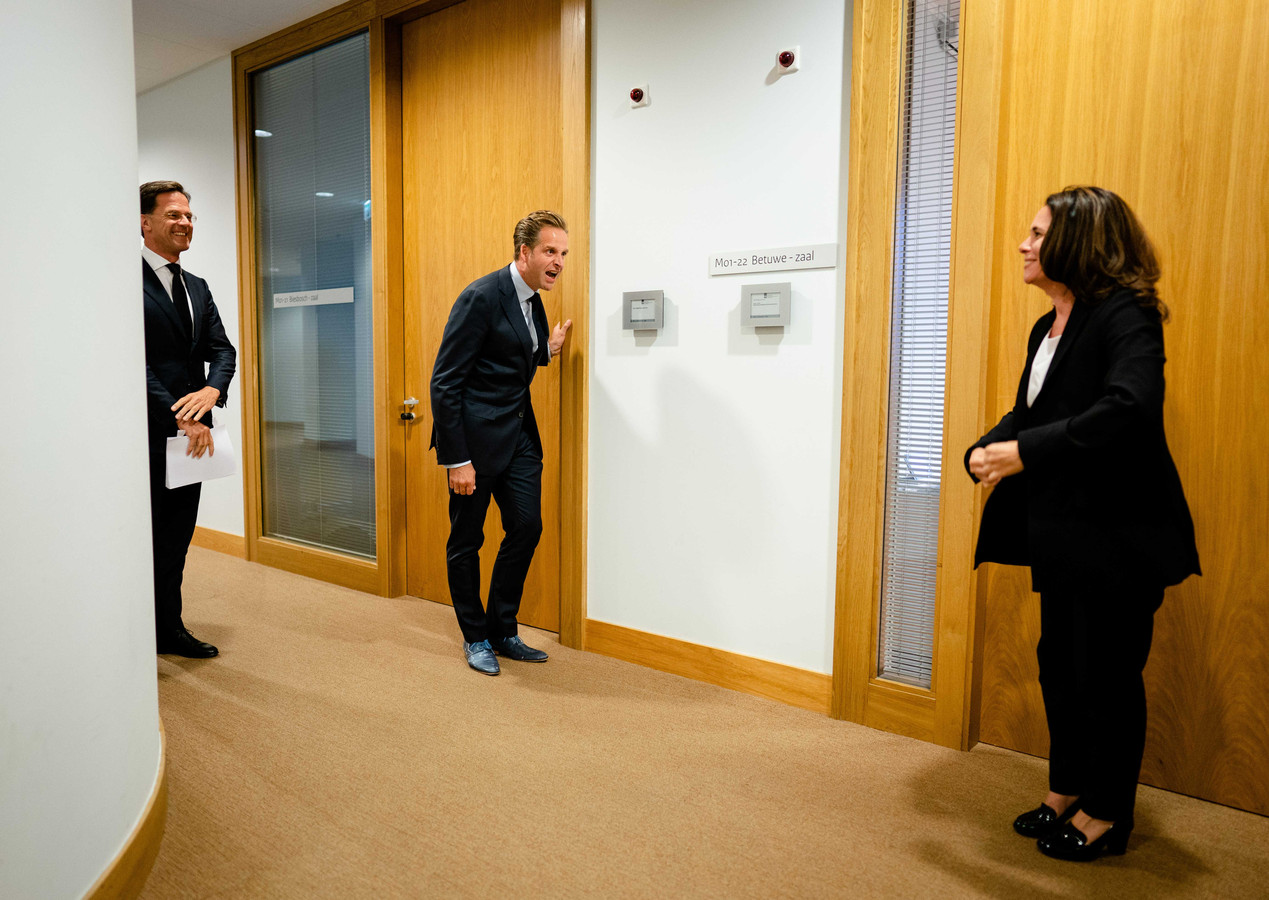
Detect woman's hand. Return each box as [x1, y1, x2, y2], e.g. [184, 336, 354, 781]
[969, 440, 1023, 486]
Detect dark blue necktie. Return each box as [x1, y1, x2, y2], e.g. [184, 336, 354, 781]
[167, 263, 193, 339]
[528, 292, 543, 354]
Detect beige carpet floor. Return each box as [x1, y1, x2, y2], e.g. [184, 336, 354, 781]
[140, 547, 1269, 899]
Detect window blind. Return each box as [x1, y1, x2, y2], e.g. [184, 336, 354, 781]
[877, 0, 959, 687]
[252, 32, 376, 559]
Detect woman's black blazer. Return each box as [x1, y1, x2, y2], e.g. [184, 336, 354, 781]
[965, 289, 1200, 593]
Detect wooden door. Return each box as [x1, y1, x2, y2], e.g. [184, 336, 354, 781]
[401, 0, 564, 632]
[973, 0, 1269, 814]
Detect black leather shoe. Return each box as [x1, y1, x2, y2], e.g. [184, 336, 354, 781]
[1037, 819, 1133, 861]
[157, 628, 218, 658]
[489, 635, 548, 662]
[1013, 800, 1080, 837]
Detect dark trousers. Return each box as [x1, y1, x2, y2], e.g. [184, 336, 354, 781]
[446, 429, 543, 643]
[1037, 583, 1163, 822]
[149, 448, 202, 636]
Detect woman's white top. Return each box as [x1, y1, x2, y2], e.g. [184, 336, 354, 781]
[1027, 332, 1062, 407]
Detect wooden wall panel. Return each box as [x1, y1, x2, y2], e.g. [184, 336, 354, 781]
[833, 0, 1006, 750]
[557, 0, 590, 648]
[369, 15, 408, 597]
[400, 0, 566, 633]
[938, 0, 1007, 750]
[971, 0, 1269, 814]
[833, 0, 905, 728]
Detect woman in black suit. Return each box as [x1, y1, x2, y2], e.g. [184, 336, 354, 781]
[967, 186, 1199, 861]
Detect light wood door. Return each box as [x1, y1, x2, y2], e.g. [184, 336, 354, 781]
[401, 0, 564, 631]
[973, 0, 1269, 814]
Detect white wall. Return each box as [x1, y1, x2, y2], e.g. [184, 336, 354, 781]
[0, 1, 163, 896]
[137, 56, 244, 537]
[589, 0, 851, 674]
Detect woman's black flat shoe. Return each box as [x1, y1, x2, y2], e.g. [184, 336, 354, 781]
[1013, 801, 1079, 838]
[1036, 819, 1133, 861]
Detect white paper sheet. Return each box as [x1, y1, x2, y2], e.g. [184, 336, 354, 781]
[165, 425, 237, 489]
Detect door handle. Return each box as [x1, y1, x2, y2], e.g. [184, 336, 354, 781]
[401, 396, 418, 422]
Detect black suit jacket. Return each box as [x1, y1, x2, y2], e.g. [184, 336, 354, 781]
[143, 260, 236, 454]
[430, 266, 550, 477]
[966, 290, 1199, 592]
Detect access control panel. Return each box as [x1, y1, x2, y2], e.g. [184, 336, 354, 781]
[740, 282, 791, 327]
[623, 290, 665, 330]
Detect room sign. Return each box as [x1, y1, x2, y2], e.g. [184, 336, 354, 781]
[273, 287, 355, 308]
[708, 243, 837, 275]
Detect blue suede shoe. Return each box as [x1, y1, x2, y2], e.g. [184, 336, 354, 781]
[463, 640, 500, 675]
[489, 635, 548, 662]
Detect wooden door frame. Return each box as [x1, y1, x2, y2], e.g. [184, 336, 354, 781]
[831, 0, 1004, 748]
[232, 0, 590, 645]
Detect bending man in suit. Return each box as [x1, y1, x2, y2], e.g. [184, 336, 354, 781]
[141, 181, 236, 658]
[430, 210, 572, 675]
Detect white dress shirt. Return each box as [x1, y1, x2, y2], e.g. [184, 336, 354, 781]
[507, 262, 540, 354]
[142, 244, 194, 323]
[1027, 332, 1062, 407]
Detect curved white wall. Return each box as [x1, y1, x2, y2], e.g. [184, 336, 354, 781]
[0, 1, 163, 897]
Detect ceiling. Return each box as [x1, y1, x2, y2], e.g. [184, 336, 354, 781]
[133, 0, 339, 93]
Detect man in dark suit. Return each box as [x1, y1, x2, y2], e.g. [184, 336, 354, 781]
[430, 210, 572, 675]
[141, 181, 236, 658]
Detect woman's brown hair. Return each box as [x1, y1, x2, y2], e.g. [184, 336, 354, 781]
[1040, 185, 1168, 321]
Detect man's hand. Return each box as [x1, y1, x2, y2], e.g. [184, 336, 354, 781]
[172, 386, 220, 423]
[448, 463, 476, 496]
[969, 440, 1023, 486]
[181, 419, 214, 459]
[548, 319, 573, 355]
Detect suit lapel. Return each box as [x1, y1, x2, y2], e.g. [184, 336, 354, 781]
[185, 273, 203, 345]
[142, 260, 187, 341]
[1030, 300, 1090, 409]
[497, 269, 535, 364]
[1015, 311, 1053, 414]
